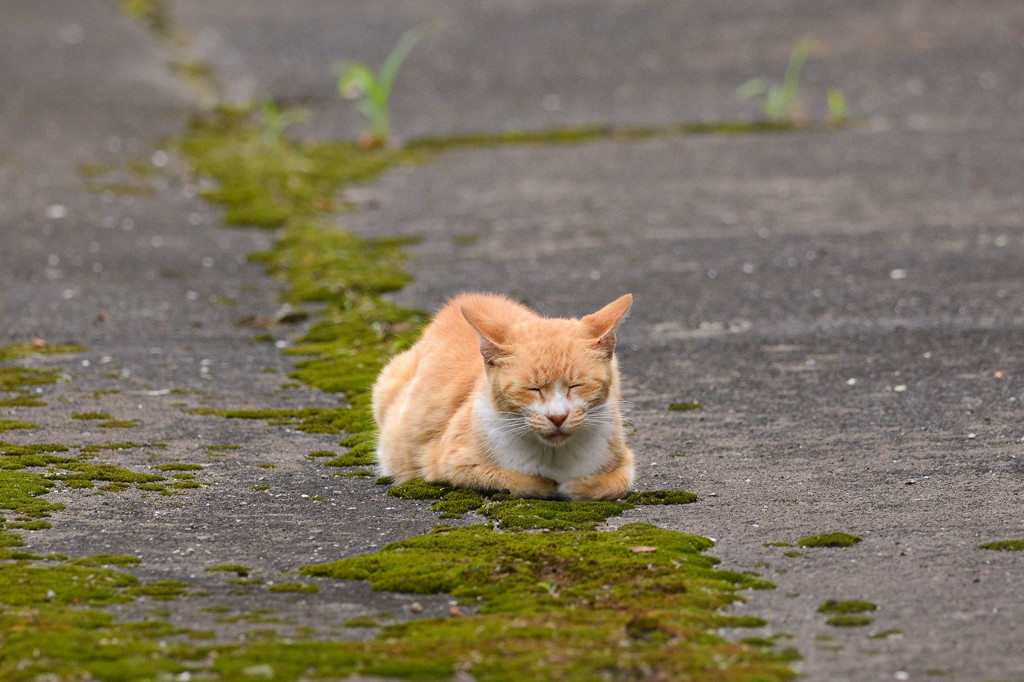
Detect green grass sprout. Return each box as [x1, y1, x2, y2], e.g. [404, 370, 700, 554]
[738, 37, 846, 126]
[337, 24, 437, 147]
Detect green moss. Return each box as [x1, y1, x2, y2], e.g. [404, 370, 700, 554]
[205, 564, 250, 577]
[71, 411, 112, 420]
[0, 367, 59, 393]
[51, 463, 164, 487]
[481, 498, 633, 530]
[79, 441, 165, 454]
[268, 582, 320, 594]
[180, 106, 426, 229]
[252, 485, 270, 491]
[668, 401, 704, 411]
[0, 442, 74, 470]
[825, 615, 873, 627]
[0, 342, 85, 362]
[97, 419, 139, 429]
[978, 538, 1024, 551]
[386, 479, 448, 500]
[0, 470, 64, 522]
[168, 480, 202, 490]
[298, 523, 794, 679]
[0, 562, 138, 607]
[384, 481, 696, 526]
[433, 489, 488, 518]
[6, 520, 52, 530]
[156, 463, 203, 472]
[343, 614, 386, 627]
[71, 554, 143, 568]
[0, 419, 36, 432]
[127, 579, 190, 601]
[797, 532, 862, 548]
[627, 489, 699, 505]
[817, 599, 877, 615]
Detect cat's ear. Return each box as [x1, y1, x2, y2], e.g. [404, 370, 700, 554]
[461, 307, 513, 365]
[581, 294, 632, 358]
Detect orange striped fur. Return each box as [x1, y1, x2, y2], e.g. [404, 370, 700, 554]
[372, 293, 635, 500]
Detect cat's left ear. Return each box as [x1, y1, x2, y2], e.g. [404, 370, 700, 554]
[581, 294, 632, 358]
[461, 306, 513, 365]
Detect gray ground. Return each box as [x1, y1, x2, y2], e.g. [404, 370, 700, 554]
[2, 0, 1023, 679]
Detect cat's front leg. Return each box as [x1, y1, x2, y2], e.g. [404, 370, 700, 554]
[440, 461, 559, 499]
[558, 466, 633, 501]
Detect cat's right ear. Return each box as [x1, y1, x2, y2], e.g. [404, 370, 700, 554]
[461, 307, 513, 365]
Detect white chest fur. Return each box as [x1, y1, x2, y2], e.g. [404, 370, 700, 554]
[476, 393, 614, 482]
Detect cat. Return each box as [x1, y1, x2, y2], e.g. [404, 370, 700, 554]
[372, 292, 635, 500]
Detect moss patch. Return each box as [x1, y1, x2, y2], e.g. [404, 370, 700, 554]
[0, 342, 85, 362]
[156, 463, 203, 472]
[385, 480, 698, 527]
[71, 554, 143, 568]
[127, 579, 190, 601]
[817, 599, 877, 615]
[978, 538, 1024, 551]
[797, 532, 862, 548]
[300, 523, 794, 679]
[0, 366, 59, 392]
[205, 564, 250, 577]
[71, 411, 112, 420]
[0, 419, 37, 432]
[268, 582, 320, 594]
[97, 419, 140, 429]
[1, 442, 74, 470]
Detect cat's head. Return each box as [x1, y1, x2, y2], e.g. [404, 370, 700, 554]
[462, 294, 632, 447]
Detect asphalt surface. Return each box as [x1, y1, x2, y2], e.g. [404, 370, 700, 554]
[2, 0, 1024, 679]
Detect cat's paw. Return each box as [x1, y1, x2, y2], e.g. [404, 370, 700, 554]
[556, 480, 578, 500]
[560, 471, 632, 501]
[508, 474, 559, 500]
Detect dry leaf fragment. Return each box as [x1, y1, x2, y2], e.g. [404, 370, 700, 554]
[628, 546, 658, 553]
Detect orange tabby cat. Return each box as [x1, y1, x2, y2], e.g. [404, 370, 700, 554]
[372, 293, 635, 500]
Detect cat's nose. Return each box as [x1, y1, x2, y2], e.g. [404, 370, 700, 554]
[548, 413, 567, 427]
